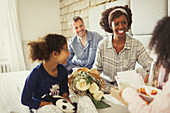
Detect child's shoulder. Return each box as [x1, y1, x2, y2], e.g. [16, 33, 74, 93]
[58, 64, 67, 70]
[58, 64, 68, 75]
[28, 63, 43, 77]
[32, 63, 43, 72]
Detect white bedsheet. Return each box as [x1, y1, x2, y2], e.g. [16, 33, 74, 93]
[0, 71, 30, 113]
[0, 71, 129, 113]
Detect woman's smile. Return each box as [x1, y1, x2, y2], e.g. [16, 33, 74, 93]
[111, 14, 128, 38]
[117, 29, 125, 35]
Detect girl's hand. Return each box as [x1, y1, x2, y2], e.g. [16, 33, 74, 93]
[65, 97, 72, 103]
[48, 102, 53, 105]
[39, 101, 53, 108]
[119, 88, 126, 97]
[62, 92, 72, 103]
[144, 74, 149, 84]
[110, 87, 128, 106]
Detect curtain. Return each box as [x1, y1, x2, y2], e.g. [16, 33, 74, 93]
[0, 0, 26, 72]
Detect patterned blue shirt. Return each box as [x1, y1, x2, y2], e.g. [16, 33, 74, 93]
[66, 30, 103, 69]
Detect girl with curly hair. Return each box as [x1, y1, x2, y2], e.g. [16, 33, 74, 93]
[93, 5, 153, 92]
[21, 34, 70, 112]
[121, 16, 170, 113]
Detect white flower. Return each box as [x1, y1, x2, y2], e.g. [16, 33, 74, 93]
[93, 90, 104, 101]
[76, 79, 90, 91]
[89, 82, 99, 94]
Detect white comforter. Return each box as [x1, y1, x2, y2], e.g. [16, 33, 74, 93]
[0, 71, 129, 113]
[0, 71, 30, 113]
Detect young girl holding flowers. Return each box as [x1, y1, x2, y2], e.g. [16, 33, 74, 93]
[21, 34, 70, 112]
[21, 34, 100, 113]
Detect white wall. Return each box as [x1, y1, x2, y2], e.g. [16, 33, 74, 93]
[18, 0, 61, 41]
[17, 0, 61, 70]
[89, 0, 170, 70]
[89, 0, 169, 61]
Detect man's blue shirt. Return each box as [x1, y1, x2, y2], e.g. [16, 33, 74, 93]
[66, 30, 103, 69]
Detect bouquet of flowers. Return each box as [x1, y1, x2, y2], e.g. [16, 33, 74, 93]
[68, 68, 110, 109]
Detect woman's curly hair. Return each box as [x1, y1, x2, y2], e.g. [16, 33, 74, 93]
[100, 5, 132, 33]
[149, 17, 170, 74]
[27, 34, 67, 62]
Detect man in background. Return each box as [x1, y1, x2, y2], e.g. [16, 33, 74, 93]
[66, 16, 103, 74]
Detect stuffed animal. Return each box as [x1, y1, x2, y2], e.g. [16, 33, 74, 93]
[42, 94, 77, 113]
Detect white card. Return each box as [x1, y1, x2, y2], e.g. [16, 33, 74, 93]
[115, 70, 145, 89]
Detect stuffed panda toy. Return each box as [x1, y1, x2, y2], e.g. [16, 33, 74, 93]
[42, 94, 77, 113]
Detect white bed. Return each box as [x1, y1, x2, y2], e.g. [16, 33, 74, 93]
[0, 71, 30, 113]
[0, 71, 129, 113]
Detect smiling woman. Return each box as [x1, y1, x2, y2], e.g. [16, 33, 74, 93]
[93, 5, 153, 93]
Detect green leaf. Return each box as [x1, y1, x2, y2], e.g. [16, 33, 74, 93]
[85, 76, 93, 84]
[101, 96, 105, 99]
[91, 98, 111, 109]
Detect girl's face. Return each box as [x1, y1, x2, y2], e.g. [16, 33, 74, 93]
[111, 14, 128, 39]
[56, 43, 70, 65]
